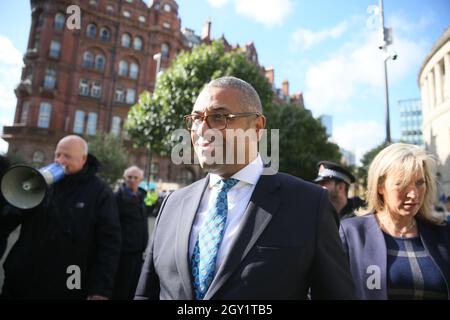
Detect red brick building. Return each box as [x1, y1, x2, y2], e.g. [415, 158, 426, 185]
[3, 0, 203, 186]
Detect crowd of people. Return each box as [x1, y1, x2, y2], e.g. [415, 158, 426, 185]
[1, 76, 449, 300]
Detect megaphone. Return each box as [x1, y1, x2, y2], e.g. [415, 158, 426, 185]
[1, 163, 65, 209]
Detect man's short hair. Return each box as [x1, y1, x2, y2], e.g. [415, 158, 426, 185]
[206, 76, 263, 113]
[124, 165, 144, 178]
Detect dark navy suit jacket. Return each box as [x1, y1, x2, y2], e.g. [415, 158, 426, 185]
[340, 213, 450, 299]
[135, 171, 355, 299]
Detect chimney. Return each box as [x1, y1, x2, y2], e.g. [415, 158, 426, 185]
[202, 18, 211, 42]
[265, 67, 274, 86]
[282, 80, 289, 97]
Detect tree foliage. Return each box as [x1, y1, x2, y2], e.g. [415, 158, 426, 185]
[357, 141, 389, 187]
[125, 40, 273, 153]
[86, 133, 129, 186]
[265, 103, 341, 180]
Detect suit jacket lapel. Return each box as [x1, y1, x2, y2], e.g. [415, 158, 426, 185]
[205, 173, 281, 299]
[364, 214, 388, 300]
[175, 176, 209, 299]
[419, 220, 450, 298]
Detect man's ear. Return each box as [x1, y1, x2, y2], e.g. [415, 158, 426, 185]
[256, 115, 266, 141]
[82, 154, 87, 165]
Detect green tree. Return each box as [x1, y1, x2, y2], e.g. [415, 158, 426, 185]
[266, 103, 341, 180]
[357, 142, 389, 187]
[86, 133, 128, 186]
[125, 40, 273, 153]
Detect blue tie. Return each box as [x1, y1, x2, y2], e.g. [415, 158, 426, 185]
[191, 178, 239, 300]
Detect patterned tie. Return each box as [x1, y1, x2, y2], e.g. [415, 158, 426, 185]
[191, 178, 239, 300]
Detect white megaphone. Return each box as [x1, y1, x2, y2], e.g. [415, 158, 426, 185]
[1, 163, 65, 209]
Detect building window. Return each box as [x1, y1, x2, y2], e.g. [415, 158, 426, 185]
[86, 23, 97, 38]
[123, 10, 131, 18]
[133, 36, 143, 51]
[163, 3, 171, 12]
[43, 69, 57, 89]
[91, 81, 102, 98]
[111, 116, 121, 136]
[49, 40, 61, 58]
[126, 88, 136, 104]
[54, 13, 65, 30]
[161, 43, 169, 59]
[121, 33, 131, 48]
[163, 22, 171, 29]
[138, 16, 146, 23]
[73, 110, 85, 134]
[106, 5, 114, 12]
[79, 79, 89, 96]
[86, 112, 97, 135]
[100, 27, 110, 41]
[36, 12, 44, 28]
[89, 0, 98, 6]
[115, 87, 125, 102]
[125, 0, 133, 3]
[118, 60, 128, 76]
[38, 102, 52, 128]
[20, 101, 29, 124]
[32, 151, 45, 164]
[95, 54, 106, 71]
[83, 51, 94, 68]
[129, 63, 139, 79]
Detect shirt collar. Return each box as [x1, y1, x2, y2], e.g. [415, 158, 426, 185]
[209, 154, 264, 188]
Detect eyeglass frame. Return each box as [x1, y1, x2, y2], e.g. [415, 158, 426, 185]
[183, 112, 261, 131]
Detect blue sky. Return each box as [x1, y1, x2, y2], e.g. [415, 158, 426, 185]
[0, 0, 449, 162]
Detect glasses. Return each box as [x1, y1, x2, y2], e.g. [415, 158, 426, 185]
[183, 112, 261, 131]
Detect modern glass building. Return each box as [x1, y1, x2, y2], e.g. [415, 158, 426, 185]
[399, 98, 423, 146]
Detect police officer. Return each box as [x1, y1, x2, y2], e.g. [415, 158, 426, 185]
[314, 161, 365, 221]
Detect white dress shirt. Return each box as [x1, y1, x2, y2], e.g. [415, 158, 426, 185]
[189, 155, 264, 269]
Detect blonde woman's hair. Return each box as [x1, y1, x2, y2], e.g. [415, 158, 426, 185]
[364, 143, 441, 224]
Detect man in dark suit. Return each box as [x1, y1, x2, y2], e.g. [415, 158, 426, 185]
[135, 76, 354, 300]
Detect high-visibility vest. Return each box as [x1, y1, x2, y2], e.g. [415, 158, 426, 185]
[145, 191, 158, 206]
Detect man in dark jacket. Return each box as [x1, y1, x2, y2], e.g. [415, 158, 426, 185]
[314, 161, 366, 222]
[0, 135, 121, 300]
[113, 165, 148, 299]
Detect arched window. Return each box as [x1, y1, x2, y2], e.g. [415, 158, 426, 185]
[54, 13, 65, 30]
[86, 23, 97, 38]
[133, 36, 143, 51]
[95, 54, 106, 71]
[161, 43, 169, 59]
[100, 27, 110, 41]
[129, 63, 139, 79]
[121, 33, 131, 48]
[83, 51, 94, 68]
[163, 3, 171, 12]
[118, 60, 128, 76]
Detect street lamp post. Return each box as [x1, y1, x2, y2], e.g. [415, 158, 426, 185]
[145, 53, 162, 188]
[378, 0, 395, 144]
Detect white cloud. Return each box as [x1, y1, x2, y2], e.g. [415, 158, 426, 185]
[235, 0, 293, 27]
[333, 121, 385, 164]
[290, 21, 349, 52]
[0, 35, 23, 154]
[206, 0, 230, 8]
[303, 27, 426, 115]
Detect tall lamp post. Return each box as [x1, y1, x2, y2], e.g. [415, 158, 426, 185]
[145, 52, 162, 188]
[378, 0, 396, 144]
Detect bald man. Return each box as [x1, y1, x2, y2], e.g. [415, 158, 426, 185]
[0, 135, 121, 300]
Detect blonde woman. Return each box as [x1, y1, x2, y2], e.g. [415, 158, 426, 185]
[340, 143, 450, 300]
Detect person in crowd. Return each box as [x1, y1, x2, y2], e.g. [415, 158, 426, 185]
[135, 76, 354, 300]
[144, 186, 159, 217]
[314, 160, 366, 222]
[0, 135, 121, 299]
[0, 155, 11, 259]
[340, 143, 450, 299]
[113, 166, 148, 300]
